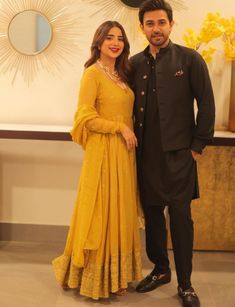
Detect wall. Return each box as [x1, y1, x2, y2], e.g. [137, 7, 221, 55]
[0, 0, 234, 228]
[0, 0, 234, 127]
[0, 139, 83, 225]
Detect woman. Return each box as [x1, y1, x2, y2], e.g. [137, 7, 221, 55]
[52, 21, 142, 300]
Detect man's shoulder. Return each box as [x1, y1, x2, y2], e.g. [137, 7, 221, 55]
[130, 51, 146, 66]
[171, 43, 201, 58]
[130, 43, 199, 59]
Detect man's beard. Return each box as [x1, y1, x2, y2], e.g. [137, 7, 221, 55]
[149, 34, 169, 47]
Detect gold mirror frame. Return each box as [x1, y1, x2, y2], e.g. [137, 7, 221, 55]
[0, 0, 81, 85]
[8, 9, 53, 56]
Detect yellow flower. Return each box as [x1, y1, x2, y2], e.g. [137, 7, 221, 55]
[200, 13, 225, 43]
[201, 47, 216, 63]
[200, 23, 223, 43]
[224, 39, 235, 60]
[223, 17, 235, 60]
[183, 29, 201, 49]
[183, 12, 235, 63]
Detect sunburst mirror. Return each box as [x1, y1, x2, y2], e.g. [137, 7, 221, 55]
[0, 0, 81, 85]
[8, 10, 52, 56]
[84, 0, 186, 42]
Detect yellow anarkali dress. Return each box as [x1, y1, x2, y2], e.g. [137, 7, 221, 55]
[52, 64, 143, 299]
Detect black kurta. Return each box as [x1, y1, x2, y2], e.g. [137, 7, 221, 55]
[139, 48, 198, 206]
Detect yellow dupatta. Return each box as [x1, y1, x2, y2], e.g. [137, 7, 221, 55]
[63, 104, 105, 267]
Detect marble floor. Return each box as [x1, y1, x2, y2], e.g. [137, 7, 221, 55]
[0, 241, 234, 307]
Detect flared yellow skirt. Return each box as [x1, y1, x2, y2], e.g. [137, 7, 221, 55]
[52, 135, 143, 299]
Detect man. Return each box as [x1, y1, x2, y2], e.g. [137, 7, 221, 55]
[130, 1, 215, 306]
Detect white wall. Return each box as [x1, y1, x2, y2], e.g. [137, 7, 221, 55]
[0, 0, 234, 226]
[0, 139, 83, 225]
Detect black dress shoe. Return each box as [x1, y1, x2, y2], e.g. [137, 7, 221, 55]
[178, 286, 200, 307]
[136, 270, 171, 293]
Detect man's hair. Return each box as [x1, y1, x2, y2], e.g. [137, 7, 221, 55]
[139, 0, 173, 24]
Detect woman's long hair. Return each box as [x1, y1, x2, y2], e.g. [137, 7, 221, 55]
[85, 21, 131, 84]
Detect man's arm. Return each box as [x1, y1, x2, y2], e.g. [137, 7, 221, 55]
[189, 50, 216, 154]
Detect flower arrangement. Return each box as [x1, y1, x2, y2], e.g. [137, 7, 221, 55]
[183, 13, 235, 63]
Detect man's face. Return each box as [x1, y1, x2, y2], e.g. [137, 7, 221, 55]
[141, 9, 174, 49]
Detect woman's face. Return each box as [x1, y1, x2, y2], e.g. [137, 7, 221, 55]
[99, 26, 125, 61]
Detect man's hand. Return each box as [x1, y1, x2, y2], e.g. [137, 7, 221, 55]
[191, 150, 200, 160]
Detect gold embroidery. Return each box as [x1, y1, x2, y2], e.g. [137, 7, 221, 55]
[52, 250, 142, 300]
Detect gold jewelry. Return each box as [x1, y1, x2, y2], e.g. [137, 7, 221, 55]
[96, 59, 127, 90]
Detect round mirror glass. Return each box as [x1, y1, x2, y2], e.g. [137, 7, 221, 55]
[120, 0, 144, 8]
[8, 10, 52, 55]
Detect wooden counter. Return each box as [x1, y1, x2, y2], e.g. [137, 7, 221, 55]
[0, 124, 235, 145]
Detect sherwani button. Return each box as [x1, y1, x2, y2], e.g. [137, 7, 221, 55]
[140, 123, 143, 127]
[141, 91, 145, 96]
[143, 75, 147, 79]
[140, 107, 144, 112]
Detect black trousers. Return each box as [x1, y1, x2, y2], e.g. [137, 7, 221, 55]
[143, 202, 193, 290]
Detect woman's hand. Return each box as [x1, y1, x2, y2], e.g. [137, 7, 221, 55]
[120, 124, 138, 151]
